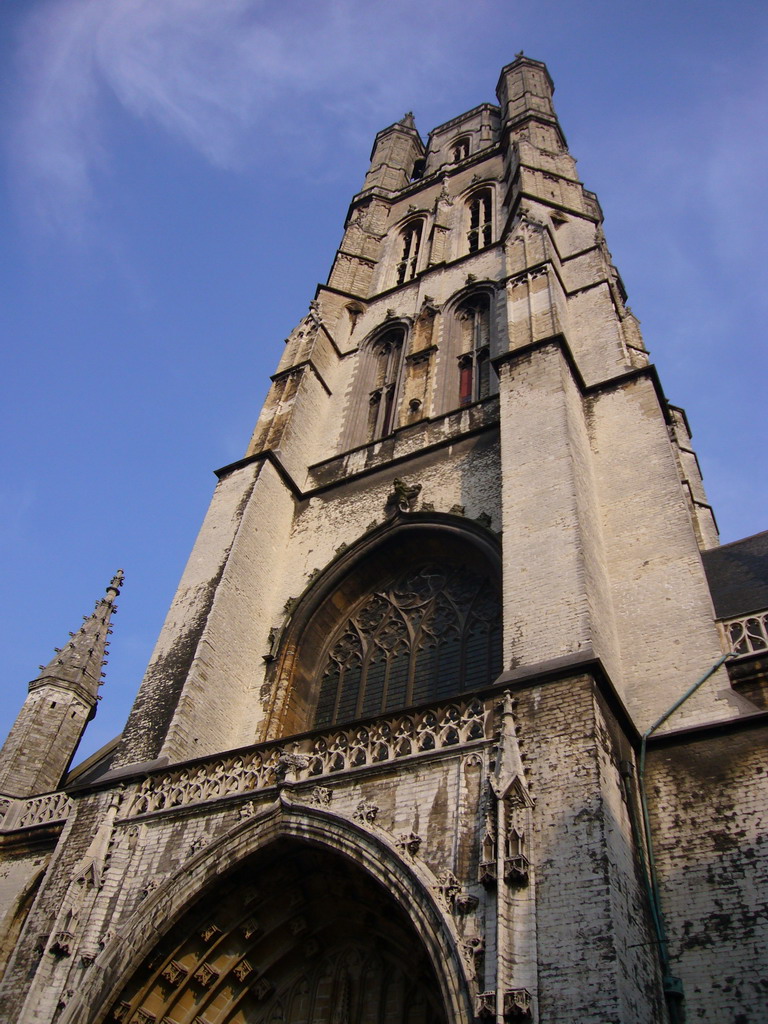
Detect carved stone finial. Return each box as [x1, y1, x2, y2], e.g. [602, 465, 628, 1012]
[387, 478, 422, 515]
[107, 570, 124, 595]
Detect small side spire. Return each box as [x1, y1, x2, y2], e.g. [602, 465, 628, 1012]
[0, 571, 125, 797]
[30, 570, 124, 705]
[491, 690, 532, 803]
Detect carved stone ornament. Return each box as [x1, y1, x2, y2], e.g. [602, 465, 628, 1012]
[200, 924, 221, 943]
[386, 478, 422, 515]
[477, 992, 495, 1019]
[461, 936, 484, 981]
[253, 977, 274, 1000]
[193, 962, 219, 988]
[139, 879, 158, 900]
[233, 958, 253, 982]
[504, 989, 533, 1021]
[113, 1003, 132, 1022]
[239, 801, 257, 819]
[274, 751, 310, 784]
[396, 831, 422, 856]
[454, 892, 479, 914]
[436, 870, 462, 907]
[354, 799, 379, 824]
[308, 785, 332, 807]
[49, 931, 74, 957]
[241, 917, 261, 940]
[161, 960, 188, 987]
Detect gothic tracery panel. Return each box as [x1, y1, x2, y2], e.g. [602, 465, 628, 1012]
[314, 564, 501, 728]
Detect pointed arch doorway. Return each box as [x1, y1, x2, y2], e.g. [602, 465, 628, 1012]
[107, 838, 449, 1024]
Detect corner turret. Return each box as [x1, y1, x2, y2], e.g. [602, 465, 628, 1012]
[361, 112, 425, 193]
[0, 571, 123, 797]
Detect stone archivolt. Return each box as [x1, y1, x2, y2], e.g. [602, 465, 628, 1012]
[109, 843, 445, 1024]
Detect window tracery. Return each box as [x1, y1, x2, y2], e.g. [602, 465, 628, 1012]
[467, 189, 492, 253]
[314, 563, 501, 728]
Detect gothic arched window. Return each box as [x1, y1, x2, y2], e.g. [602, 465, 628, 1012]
[367, 328, 405, 440]
[314, 562, 502, 728]
[396, 219, 424, 285]
[456, 294, 493, 405]
[467, 189, 493, 253]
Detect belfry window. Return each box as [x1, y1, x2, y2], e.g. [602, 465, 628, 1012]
[367, 328, 405, 439]
[396, 220, 423, 285]
[457, 294, 492, 405]
[467, 189, 493, 253]
[314, 562, 502, 728]
[451, 136, 470, 162]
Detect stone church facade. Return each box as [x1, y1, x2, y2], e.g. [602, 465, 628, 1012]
[1, 56, 766, 1024]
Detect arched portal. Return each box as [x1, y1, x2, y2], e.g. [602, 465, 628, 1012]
[105, 838, 449, 1024]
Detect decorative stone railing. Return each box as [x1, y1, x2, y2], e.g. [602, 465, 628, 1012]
[723, 610, 768, 658]
[0, 790, 72, 834]
[124, 697, 489, 819]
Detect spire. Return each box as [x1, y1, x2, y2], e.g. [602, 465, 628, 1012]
[29, 570, 124, 706]
[0, 571, 124, 797]
[491, 690, 531, 803]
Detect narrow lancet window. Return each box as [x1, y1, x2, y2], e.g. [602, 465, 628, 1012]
[467, 190, 492, 253]
[396, 220, 423, 285]
[367, 328, 405, 440]
[456, 294, 492, 405]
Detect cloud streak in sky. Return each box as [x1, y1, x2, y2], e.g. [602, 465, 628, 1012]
[9, 0, 475, 234]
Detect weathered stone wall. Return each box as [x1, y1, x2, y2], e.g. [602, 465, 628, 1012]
[647, 720, 768, 1022]
[511, 672, 665, 1022]
[590, 376, 734, 731]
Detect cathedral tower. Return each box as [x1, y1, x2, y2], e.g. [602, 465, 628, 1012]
[1, 57, 766, 1024]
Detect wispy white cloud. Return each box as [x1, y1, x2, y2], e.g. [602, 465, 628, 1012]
[8, 0, 479, 235]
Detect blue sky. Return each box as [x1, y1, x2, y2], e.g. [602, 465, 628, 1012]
[1, 0, 766, 764]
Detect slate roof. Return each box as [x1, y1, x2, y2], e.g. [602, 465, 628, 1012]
[702, 531, 768, 619]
